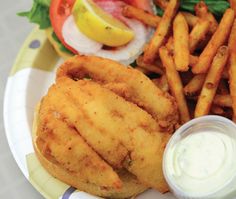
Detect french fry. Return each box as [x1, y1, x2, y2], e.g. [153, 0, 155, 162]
[189, 55, 199, 67]
[154, 0, 169, 10]
[166, 37, 198, 67]
[213, 94, 232, 107]
[166, 37, 174, 54]
[143, 0, 179, 64]
[181, 12, 199, 28]
[222, 66, 229, 79]
[122, 5, 161, 27]
[189, 19, 210, 53]
[152, 75, 169, 92]
[194, 46, 229, 117]
[228, 20, 236, 121]
[194, 1, 218, 34]
[180, 70, 194, 85]
[184, 74, 206, 96]
[211, 105, 225, 115]
[192, 9, 235, 74]
[173, 13, 190, 71]
[135, 66, 151, 75]
[228, 0, 236, 14]
[159, 46, 190, 124]
[136, 56, 164, 75]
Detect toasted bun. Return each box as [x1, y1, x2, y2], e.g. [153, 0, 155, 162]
[32, 103, 147, 198]
[45, 28, 73, 60]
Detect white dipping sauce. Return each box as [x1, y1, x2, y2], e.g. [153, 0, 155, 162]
[165, 130, 236, 197]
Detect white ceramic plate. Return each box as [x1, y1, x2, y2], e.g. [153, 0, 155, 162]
[3, 27, 176, 199]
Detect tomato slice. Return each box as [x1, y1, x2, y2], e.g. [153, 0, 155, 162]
[49, 0, 152, 54]
[50, 0, 77, 54]
[122, 0, 153, 13]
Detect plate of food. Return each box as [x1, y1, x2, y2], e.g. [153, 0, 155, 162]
[4, 0, 236, 198]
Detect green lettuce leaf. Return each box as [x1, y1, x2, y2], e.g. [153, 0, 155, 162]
[37, 0, 51, 7]
[156, 0, 229, 17]
[18, 0, 51, 29]
[51, 32, 74, 54]
[180, 0, 230, 17]
[155, 6, 164, 16]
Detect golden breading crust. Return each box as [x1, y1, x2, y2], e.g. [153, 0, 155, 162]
[56, 55, 179, 133]
[34, 55, 179, 198]
[33, 104, 147, 198]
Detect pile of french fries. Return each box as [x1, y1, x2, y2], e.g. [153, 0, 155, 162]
[123, 0, 236, 124]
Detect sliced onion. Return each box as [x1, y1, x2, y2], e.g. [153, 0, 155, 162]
[62, 15, 103, 54]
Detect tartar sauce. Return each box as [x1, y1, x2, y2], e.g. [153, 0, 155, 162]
[164, 116, 236, 199]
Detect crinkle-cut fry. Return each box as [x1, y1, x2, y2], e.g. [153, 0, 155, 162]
[194, 1, 218, 34]
[213, 94, 232, 107]
[228, 20, 236, 122]
[229, 0, 236, 14]
[154, 0, 169, 10]
[194, 46, 229, 118]
[189, 19, 210, 53]
[159, 46, 190, 124]
[184, 74, 206, 96]
[181, 12, 199, 28]
[136, 56, 164, 75]
[192, 9, 235, 74]
[173, 12, 190, 71]
[143, 0, 179, 64]
[122, 5, 161, 27]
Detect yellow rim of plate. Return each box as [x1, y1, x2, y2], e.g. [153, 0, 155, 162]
[10, 27, 59, 76]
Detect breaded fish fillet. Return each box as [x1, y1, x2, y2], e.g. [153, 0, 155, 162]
[37, 99, 122, 189]
[39, 77, 170, 192]
[35, 99, 147, 198]
[56, 55, 179, 132]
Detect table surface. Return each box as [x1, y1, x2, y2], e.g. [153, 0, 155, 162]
[0, 0, 43, 198]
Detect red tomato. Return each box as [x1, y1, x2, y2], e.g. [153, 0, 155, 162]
[49, 0, 152, 54]
[50, 0, 77, 54]
[122, 0, 153, 12]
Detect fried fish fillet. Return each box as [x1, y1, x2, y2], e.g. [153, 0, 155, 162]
[56, 55, 179, 132]
[34, 103, 147, 198]
[35, 55, 179, 198]
[37, 77, 170, 192]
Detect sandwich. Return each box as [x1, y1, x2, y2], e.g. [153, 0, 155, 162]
[33, 55, 179, 198]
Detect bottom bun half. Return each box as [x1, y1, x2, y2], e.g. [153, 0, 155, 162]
[45, 28, 73, 60]
[32, 103, 148, 198]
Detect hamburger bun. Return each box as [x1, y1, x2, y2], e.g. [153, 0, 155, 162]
[45, 28, 73, 60]
[32, 103, 148, 198]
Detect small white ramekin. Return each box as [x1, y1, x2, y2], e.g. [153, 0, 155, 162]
[163, 115, 236, 199]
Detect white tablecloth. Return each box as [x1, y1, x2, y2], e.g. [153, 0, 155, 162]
[0, 0, 43, 198]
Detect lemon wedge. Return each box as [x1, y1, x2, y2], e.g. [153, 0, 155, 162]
[72, 0, 134, 47]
